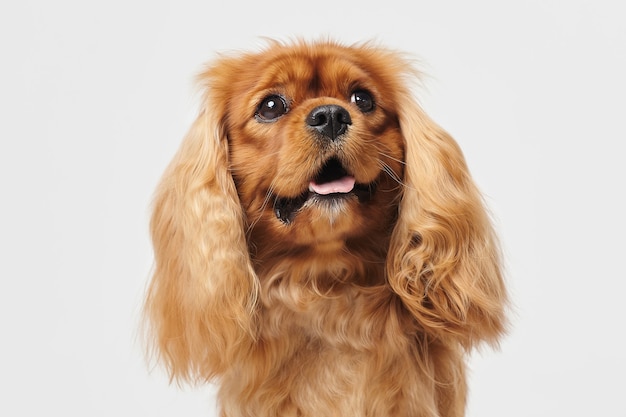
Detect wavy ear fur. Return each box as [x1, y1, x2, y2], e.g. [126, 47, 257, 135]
[388, 93, 507, 349]
[144, 102, 258, 383]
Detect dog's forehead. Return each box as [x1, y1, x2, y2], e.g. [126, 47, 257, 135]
[252, 50, 373, 95]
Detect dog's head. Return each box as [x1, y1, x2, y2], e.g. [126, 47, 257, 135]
[205, 41, 406, 253]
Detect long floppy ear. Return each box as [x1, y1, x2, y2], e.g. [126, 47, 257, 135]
[387, 93, 507, 349]
[144, 101, 258, 383]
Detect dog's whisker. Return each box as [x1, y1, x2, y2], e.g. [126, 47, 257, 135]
[376, 158, 405, 189]
[374, 143, 407, 167]
[246, 181, 278, 235]
[246, 157, 294, 234]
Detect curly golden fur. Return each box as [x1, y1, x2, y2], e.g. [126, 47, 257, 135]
[144, 39, 507, 417]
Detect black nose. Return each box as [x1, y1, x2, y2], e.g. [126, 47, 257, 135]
[306, 105, 352, 141]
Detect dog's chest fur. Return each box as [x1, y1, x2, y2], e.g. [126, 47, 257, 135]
[217, 281, 462, 417]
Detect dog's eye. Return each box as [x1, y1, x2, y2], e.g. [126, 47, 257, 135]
[350, 90, 375, 113]
[256, 95, 288, 121]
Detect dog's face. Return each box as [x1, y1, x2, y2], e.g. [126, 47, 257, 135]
[208, 43, 406, 251]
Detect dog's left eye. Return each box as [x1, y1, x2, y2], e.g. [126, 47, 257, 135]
[256, 95, 288, 121]
[350, 90, 375, 113]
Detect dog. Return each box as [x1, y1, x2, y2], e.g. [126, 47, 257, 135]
[144, 39, 507, 417]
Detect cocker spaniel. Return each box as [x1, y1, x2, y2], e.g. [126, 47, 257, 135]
[144, 39, 507, 417]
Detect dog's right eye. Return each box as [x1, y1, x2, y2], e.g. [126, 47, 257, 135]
[256, 95, 288, 122]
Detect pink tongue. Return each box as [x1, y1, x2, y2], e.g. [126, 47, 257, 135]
[309, 176, 356, 195]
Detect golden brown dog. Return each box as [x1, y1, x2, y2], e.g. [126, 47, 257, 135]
[144, 39, 507, 417]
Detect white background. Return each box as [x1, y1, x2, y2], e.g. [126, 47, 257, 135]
[1, 1, 624, 416]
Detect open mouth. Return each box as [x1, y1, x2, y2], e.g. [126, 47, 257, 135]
[273, 157, 377, 224]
